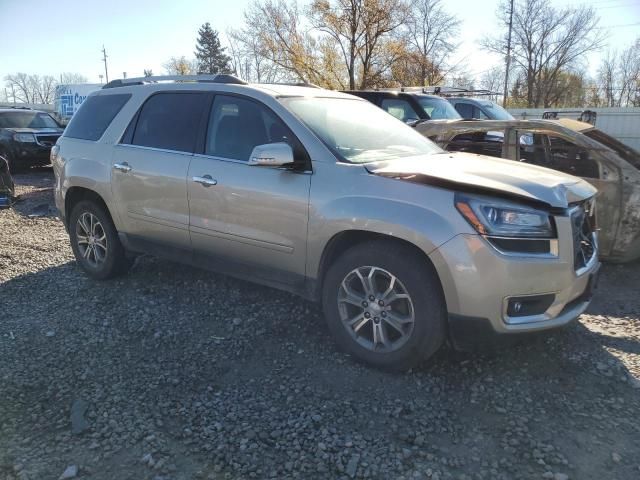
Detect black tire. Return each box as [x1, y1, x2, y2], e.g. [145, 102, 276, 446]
[69, 200, 132, 280]
[322, 240, 446, 371]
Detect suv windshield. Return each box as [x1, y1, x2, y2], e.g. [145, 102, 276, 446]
[417, 97, 461, 120]
[281, 97, 442, 163]
[0, 111, 59, 129]
[480, 101, 514, 120]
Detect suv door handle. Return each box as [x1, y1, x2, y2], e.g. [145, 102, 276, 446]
[113, 162, 132, 173]
[192, 175, 217, 187]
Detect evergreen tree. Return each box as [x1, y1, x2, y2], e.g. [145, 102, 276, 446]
[195, 23, 231, 74]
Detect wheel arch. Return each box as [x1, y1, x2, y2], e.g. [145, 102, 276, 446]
[313, 230, 446, 306]
[64, 187, 114, 230]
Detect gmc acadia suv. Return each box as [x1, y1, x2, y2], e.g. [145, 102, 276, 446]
[53, 75, 600, 370]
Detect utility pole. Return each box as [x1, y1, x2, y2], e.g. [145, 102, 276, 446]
[502, 0, 514, 108]
[101, 45, 109, 83]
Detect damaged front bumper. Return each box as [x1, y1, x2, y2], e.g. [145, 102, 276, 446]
[429, 208, 600, 347]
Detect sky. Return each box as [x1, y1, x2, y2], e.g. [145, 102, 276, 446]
[0, 0, 639, 89]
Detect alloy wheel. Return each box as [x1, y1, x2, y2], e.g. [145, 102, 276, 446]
[337, 266, 415, 353]
[75, 212, 108, 268]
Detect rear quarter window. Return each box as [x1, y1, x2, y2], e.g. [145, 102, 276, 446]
[64, 94, 131, 141]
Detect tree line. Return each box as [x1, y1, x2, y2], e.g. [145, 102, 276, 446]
[3, 0, 639, 108]
[2, 73, 88, 104]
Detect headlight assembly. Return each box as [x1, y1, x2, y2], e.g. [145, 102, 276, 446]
[14, 133, 36, 143]
[455, 193, 555, 239]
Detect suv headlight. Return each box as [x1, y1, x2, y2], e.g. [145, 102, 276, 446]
[455, 193, 555, 238]
[14, 133, 36, 143]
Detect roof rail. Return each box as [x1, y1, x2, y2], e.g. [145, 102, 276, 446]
[6, 105, 33, 110]
[102, 74, 247, 89]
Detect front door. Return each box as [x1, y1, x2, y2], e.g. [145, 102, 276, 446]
[187, 94, 311, 286]
[111, 91, 208, 249]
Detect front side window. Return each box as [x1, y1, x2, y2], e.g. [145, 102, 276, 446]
[280, 96, 442, 164]
[205, 95, 302, 162]
[417, 97, 461, 120]
[518, 131, 600, 179]
[447, 131, 504, 158]
[131, 92, 207, 153]
[65, 94, 130, 141]
[0, 112, 60, 129]
[380, 98, 420, 122]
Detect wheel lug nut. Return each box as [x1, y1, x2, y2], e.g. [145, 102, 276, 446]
[362, 301, 368, 307]
[374, 317, 380, 323]
[364, 312, 371, 318]
[378, 300, 384, 306]
[368, 295, 375, 301]
[381, 311, 387, 317]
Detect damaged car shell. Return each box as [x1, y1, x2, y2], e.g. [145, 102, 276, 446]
[415, 119, 640, 262]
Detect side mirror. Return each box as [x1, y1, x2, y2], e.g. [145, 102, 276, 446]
[248, 142, 294, 167]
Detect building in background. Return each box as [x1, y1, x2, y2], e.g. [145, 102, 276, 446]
[54, 84, 101, 123]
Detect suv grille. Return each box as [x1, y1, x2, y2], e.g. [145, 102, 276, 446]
[35, 134, 61, 147]
[571, 200, 596, 271]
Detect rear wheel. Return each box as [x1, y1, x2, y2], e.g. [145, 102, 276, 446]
[322, 240, 446, 371]
[69, 200, 132, 280]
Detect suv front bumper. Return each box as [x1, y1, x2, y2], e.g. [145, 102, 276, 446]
[430, 227, 599, 344]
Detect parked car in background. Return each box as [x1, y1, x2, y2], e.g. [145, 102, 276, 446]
[0, 107, 64, 171]
[416, 118, 640, 262]
[448, 97, 515, 120]
[54, 75, 600, 370]
[0, 155, 15, 208]
[344, 89, 462, 123]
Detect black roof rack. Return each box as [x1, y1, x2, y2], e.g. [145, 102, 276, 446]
[421, 86, 501, 97]
[3, 105, 33, 110]
[102, 74, 247, 89]
[542, 110, 597, 126]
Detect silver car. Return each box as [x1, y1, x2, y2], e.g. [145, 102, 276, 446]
[53, 75, 600, 370]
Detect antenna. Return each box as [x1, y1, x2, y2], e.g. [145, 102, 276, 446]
[101, 45, 109, 84]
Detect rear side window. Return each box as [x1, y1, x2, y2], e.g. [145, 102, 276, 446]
[64, 94, 131, 141]
[130, 92, 207, 153]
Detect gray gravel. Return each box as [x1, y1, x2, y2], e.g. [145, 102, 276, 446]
[1, 170, 639, 480]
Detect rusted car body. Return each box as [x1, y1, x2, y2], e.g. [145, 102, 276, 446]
[416, 119, 640, 262]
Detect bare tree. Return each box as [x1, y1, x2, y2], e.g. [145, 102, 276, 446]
[596, 39, 640, 107]
[143, 69, 154, 77]
[398, 0, 461, 86]
[4, 73, 33, 103]
[483, 0, 605, 107]
[30, 75, 57, 104]
[478, 66, 504, 102]
[308, 0, 407, 89]
[59, 72, 89, 84]
[226, 26, 288, 83]
[163, 56, 197, 75]
[234, 0, 335, 87]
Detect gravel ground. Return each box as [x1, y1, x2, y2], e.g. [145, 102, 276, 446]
[1, 170, 639, 480]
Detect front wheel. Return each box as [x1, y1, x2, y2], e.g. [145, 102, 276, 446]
[69, 200, 132, 280]
[322, 241, 446, 371]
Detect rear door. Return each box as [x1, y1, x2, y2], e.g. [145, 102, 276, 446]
[111, 91, 209, 249]
[187, 94, 311, 286]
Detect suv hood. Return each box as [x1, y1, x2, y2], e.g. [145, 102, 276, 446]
[367, 152, 597, 208]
